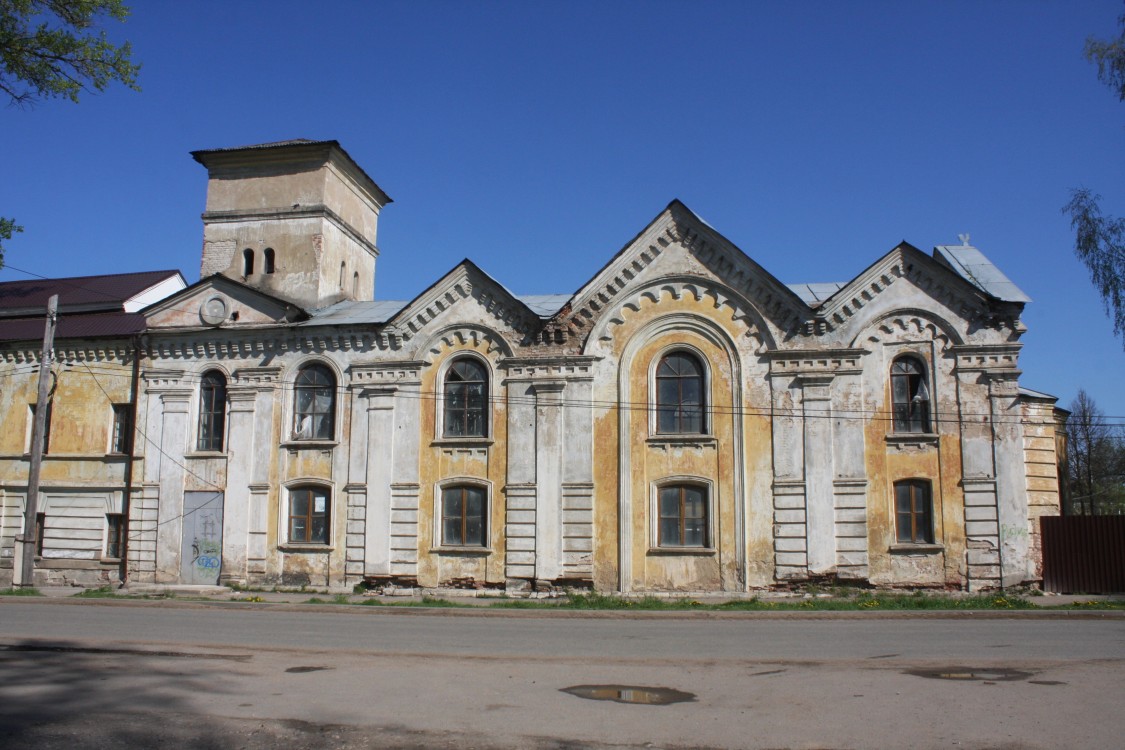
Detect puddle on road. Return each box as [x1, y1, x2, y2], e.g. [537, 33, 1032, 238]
[906, 667, 1034, 682]
[561, 685, 695, 705]
[285, 666, 334, 673]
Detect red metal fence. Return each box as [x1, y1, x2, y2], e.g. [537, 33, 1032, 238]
[1040, 515, 1125, 594]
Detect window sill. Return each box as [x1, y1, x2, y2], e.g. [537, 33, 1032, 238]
[431, 437, 494, 448]
[648, 547, 716, 556]
[279, 544, 333, 553]
[647, 435, 716, 448]
[889, 543, 944, 555]
[184, 451, 227, 459]
[885, 433, 939, 448]
[280, 440, 338, 450]
[430, 546, 492, 556]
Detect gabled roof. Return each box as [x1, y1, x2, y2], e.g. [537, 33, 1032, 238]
[141, 273, 307, 328]
[379, 258, 539, 342]
[0, 270, 185, 343]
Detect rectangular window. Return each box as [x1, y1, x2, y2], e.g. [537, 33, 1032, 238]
[895, 480, 934, 544]
[442, 485, 486, 546]
[288, 487, 329, 544]
[658, 484, 707, 547]
[28, 402, 52, 455]
[35, 512, 46, 556]
[111, 405, 132, 454]
[105, 513, 125, 559]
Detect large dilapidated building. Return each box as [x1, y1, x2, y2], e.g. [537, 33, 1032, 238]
[0, 140, 1066, 593]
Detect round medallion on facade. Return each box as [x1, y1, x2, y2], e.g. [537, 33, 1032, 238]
[200, 296, 229, 326]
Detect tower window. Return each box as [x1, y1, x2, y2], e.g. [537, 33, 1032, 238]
[242, 249, 254, 277]
[263, 248, 275, 274]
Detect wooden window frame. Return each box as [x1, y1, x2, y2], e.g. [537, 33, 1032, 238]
[655, 351, 706, 435]
[288, 486, 330, 545]
[105, 513, 125, 559]
[443, 358, 489, 438]
[197, 371, 228, 452]
[110, 404, 132, 454]
[657, 483, 709, 548]
[440, 485, 487, 547]
[292, 364, 336, 441]
[891, 356, 931, 434]
[894, 479, 934, 544]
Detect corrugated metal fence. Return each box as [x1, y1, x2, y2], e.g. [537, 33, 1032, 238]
[1040, 515, 1125, 594]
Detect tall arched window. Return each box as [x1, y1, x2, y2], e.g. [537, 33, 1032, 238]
[656, 352, 704, 434]
[352, 271, 359, 298]
[197, 371, 227, 451]
[891, 357, 931, 433]
[293, 364, 335, 440]
[263, 248, 275, 274]
[443, 358, 488, 437]
[242, 248, 254, 276]
[339, 262, 346, 290]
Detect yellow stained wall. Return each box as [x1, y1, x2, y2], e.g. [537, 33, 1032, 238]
[591, 292, 772, 592]
[863, 359, 966, 587]
[416, 342, 507, 588]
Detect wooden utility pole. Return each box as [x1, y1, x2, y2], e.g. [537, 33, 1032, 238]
[16, 294, 58, 588]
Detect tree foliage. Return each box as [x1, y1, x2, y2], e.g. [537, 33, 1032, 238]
[0, 0, 139, 106]
[0, 0, 138, 268]
[1064, 7, 1125, 347]
[1065, 390, 1125, 515]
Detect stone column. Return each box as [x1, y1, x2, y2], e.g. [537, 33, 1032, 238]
[504, 379, 537, 586]
[532, 381, 565, 586]
[389, 380, 421, 580]
[770, 373, 808, 581]
[954, 353, 1002, 590]
[148, 383, 191, 583]
[798, 374, 836, 575]
[244, 371, 279, 581]
[220, 385, 257, 583]
[831, 367, 869, 579]
[361, 385, 396, 579]
[990, 374, 1029, 587]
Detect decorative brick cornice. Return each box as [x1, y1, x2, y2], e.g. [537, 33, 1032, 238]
[348, 361, 425, 386]
[951, 344, 1022, 373]
[765, 348, 866, 377]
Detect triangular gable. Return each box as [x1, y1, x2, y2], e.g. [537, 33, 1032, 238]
[810, 241, 1018, 335]
[382, 259, 540, 344]
[559, 200, 812, 338]
[142, 274, 307, 329]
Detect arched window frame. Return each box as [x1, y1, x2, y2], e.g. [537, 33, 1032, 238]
[891, 355, 932, 434]
[651, 347, 709, 435]
[283, 481, 333, 546]
[242, 248, 254, 277]
[434, 478, 491, 549]
[440, 355, 490, 439]
[893, 478, 935, 545]
[650, 477, 714, 550]
[291, 362, 337, 441]
[196, 369, 228, 452]
[263, 248, 275, 274]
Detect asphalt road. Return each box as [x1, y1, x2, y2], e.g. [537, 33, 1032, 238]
[2, 599, 1124, 749]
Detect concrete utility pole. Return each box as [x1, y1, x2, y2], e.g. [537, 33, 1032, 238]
[16, 294, 58, 588]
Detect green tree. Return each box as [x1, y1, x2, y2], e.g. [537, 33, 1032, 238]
[1066, 390, 1125, 515]
[0, 0, 140, 267]
[1064, 7, 1125, 346]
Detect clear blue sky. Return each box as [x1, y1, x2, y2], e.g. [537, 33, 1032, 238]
[2, 1, 1123, 418]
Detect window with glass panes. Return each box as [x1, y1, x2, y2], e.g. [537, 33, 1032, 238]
[894, 480, 934, 544]
[197, 371, 227, 451]
[293, 365, 335, 440]
[441, 485, 486, 546]
[658, 484, 707, 547]
[443, 359, 488, 437]
[891, 357, 931, 433]
[656, 352, 704, 434]
[288, 487, 329, 544]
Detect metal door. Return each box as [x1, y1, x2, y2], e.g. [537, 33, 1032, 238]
[180, 491, 224, 585]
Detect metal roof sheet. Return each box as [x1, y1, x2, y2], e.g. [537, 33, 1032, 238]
[516, 294, 571, 317]
[301, 300, 409, 326]
[786, 282, 845, 307]
[933, 245, 1030, 303]
[0, 311, 146, 343]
